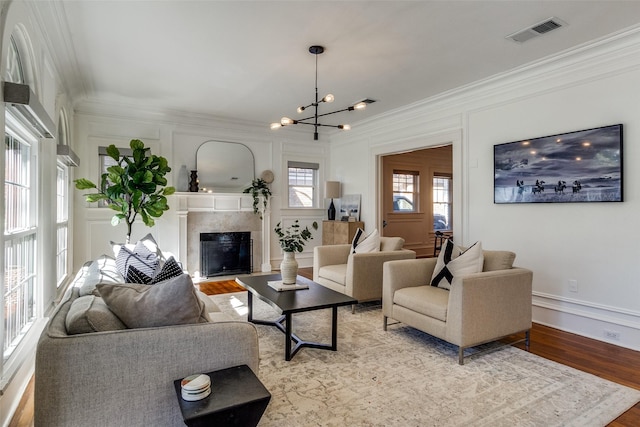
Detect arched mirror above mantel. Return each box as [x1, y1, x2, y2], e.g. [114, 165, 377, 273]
[196, 140, 255, 193]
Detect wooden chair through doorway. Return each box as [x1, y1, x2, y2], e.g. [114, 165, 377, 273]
[433, 231, 452, 257]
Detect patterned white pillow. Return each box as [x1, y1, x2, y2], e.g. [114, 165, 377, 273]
[351, 228, 380, 254]
[152, 257, 184, 283]
[116, 245, 159, 279]
[430, 239, 483, 290]
[111, 233, 161, 259]
[126, 256, 184, 284]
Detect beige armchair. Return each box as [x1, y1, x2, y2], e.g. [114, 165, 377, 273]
[382, 250, 532, 364]
[313, 237, 416, 310]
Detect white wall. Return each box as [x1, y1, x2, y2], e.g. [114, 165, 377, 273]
[330, 27, 640, 351]
[72, 106, 328, 272]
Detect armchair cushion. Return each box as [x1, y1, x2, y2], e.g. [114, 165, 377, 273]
[320, 264, 347, 285]
[431, 240, 484, 290]
[393, 285, 449, 322]
[381, 237, 405, 251]
[483, 250, 516, 271]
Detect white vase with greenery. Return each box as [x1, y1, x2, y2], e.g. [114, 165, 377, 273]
[274, 220, 318, 284]
[280, 251, 298, 285]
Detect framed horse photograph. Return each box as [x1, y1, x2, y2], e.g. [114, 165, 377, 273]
[494, 124, 623, 204]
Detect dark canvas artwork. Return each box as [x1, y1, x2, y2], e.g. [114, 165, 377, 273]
[494, 124, 623, 204]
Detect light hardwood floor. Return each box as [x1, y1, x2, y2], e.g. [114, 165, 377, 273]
[11, 268, 639, 426]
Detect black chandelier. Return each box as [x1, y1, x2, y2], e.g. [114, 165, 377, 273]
[270, 45, 375, 140]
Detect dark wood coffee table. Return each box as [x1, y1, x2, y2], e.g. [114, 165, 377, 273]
[235, 274, 357, 361]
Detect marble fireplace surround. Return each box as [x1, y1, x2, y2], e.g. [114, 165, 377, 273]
[175, 193, 272, 276]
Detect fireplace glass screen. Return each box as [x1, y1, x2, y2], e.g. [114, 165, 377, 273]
[200, 232, 252, 277]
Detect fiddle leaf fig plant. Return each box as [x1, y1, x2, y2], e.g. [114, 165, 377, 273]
[75, 139, 175, 244]
[243, 178, 271, 219]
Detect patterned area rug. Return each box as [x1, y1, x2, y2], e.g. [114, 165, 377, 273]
[211, 292, 640, 427]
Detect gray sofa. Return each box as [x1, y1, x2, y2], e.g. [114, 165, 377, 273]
[35, 259, 259, 427]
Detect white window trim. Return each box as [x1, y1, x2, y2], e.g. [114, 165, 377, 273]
[2, 113, 41, 387]
[282, 156, 327, 210]
[56, 161, 70, 287]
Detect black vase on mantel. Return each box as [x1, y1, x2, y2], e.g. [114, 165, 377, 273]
[189, 170, 199, 192]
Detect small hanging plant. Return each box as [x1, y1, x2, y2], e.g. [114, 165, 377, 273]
[243, 178, 271, 219]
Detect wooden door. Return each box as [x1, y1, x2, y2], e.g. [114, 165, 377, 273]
[381, 146, 452, 257]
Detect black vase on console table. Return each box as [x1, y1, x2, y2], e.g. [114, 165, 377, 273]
[328, 199, 336, 220]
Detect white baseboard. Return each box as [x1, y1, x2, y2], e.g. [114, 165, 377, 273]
[532, 292, 640, 351]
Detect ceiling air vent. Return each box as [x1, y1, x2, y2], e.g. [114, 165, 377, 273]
[506, 17, 567, 44]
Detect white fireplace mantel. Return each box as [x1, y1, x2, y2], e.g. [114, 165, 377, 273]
[174, 192, 271, 273]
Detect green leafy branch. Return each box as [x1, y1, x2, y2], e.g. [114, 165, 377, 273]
[75, 139, 175, 243]
[274, 220, 318, 253]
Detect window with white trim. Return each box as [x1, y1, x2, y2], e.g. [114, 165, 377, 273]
[3, 34, 39, 365]
[5, 37, 23, 84]
[287, 161, 318, 208]
[392, 170, 419, 212]
[433, 175, 452, 231]
[4, 117, 38, 362]
[56, 163, 68, 285]
[56, 113, 70, 286]
[96, 146, 132, 207]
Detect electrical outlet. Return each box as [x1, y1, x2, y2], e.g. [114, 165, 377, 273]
[604, 330, 621, 341]
[568, 279, 578, 293]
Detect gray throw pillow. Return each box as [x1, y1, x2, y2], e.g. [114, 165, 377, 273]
[65, 295, 127, 334]
[97, 274, 210, 328]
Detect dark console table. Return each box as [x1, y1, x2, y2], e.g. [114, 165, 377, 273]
[173, 364, 270, 427]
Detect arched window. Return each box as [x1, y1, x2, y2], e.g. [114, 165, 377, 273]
[4, 36, 24, 83]
[3, 33, 39, 363]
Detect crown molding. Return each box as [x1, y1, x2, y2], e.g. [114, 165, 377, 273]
[26, 0, 88, 101]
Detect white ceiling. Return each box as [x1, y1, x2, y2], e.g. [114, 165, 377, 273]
[37, 1, 640, 129]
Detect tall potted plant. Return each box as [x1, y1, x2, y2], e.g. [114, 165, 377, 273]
[75, 139, 175, 244]
[274, 220, 318, 284]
